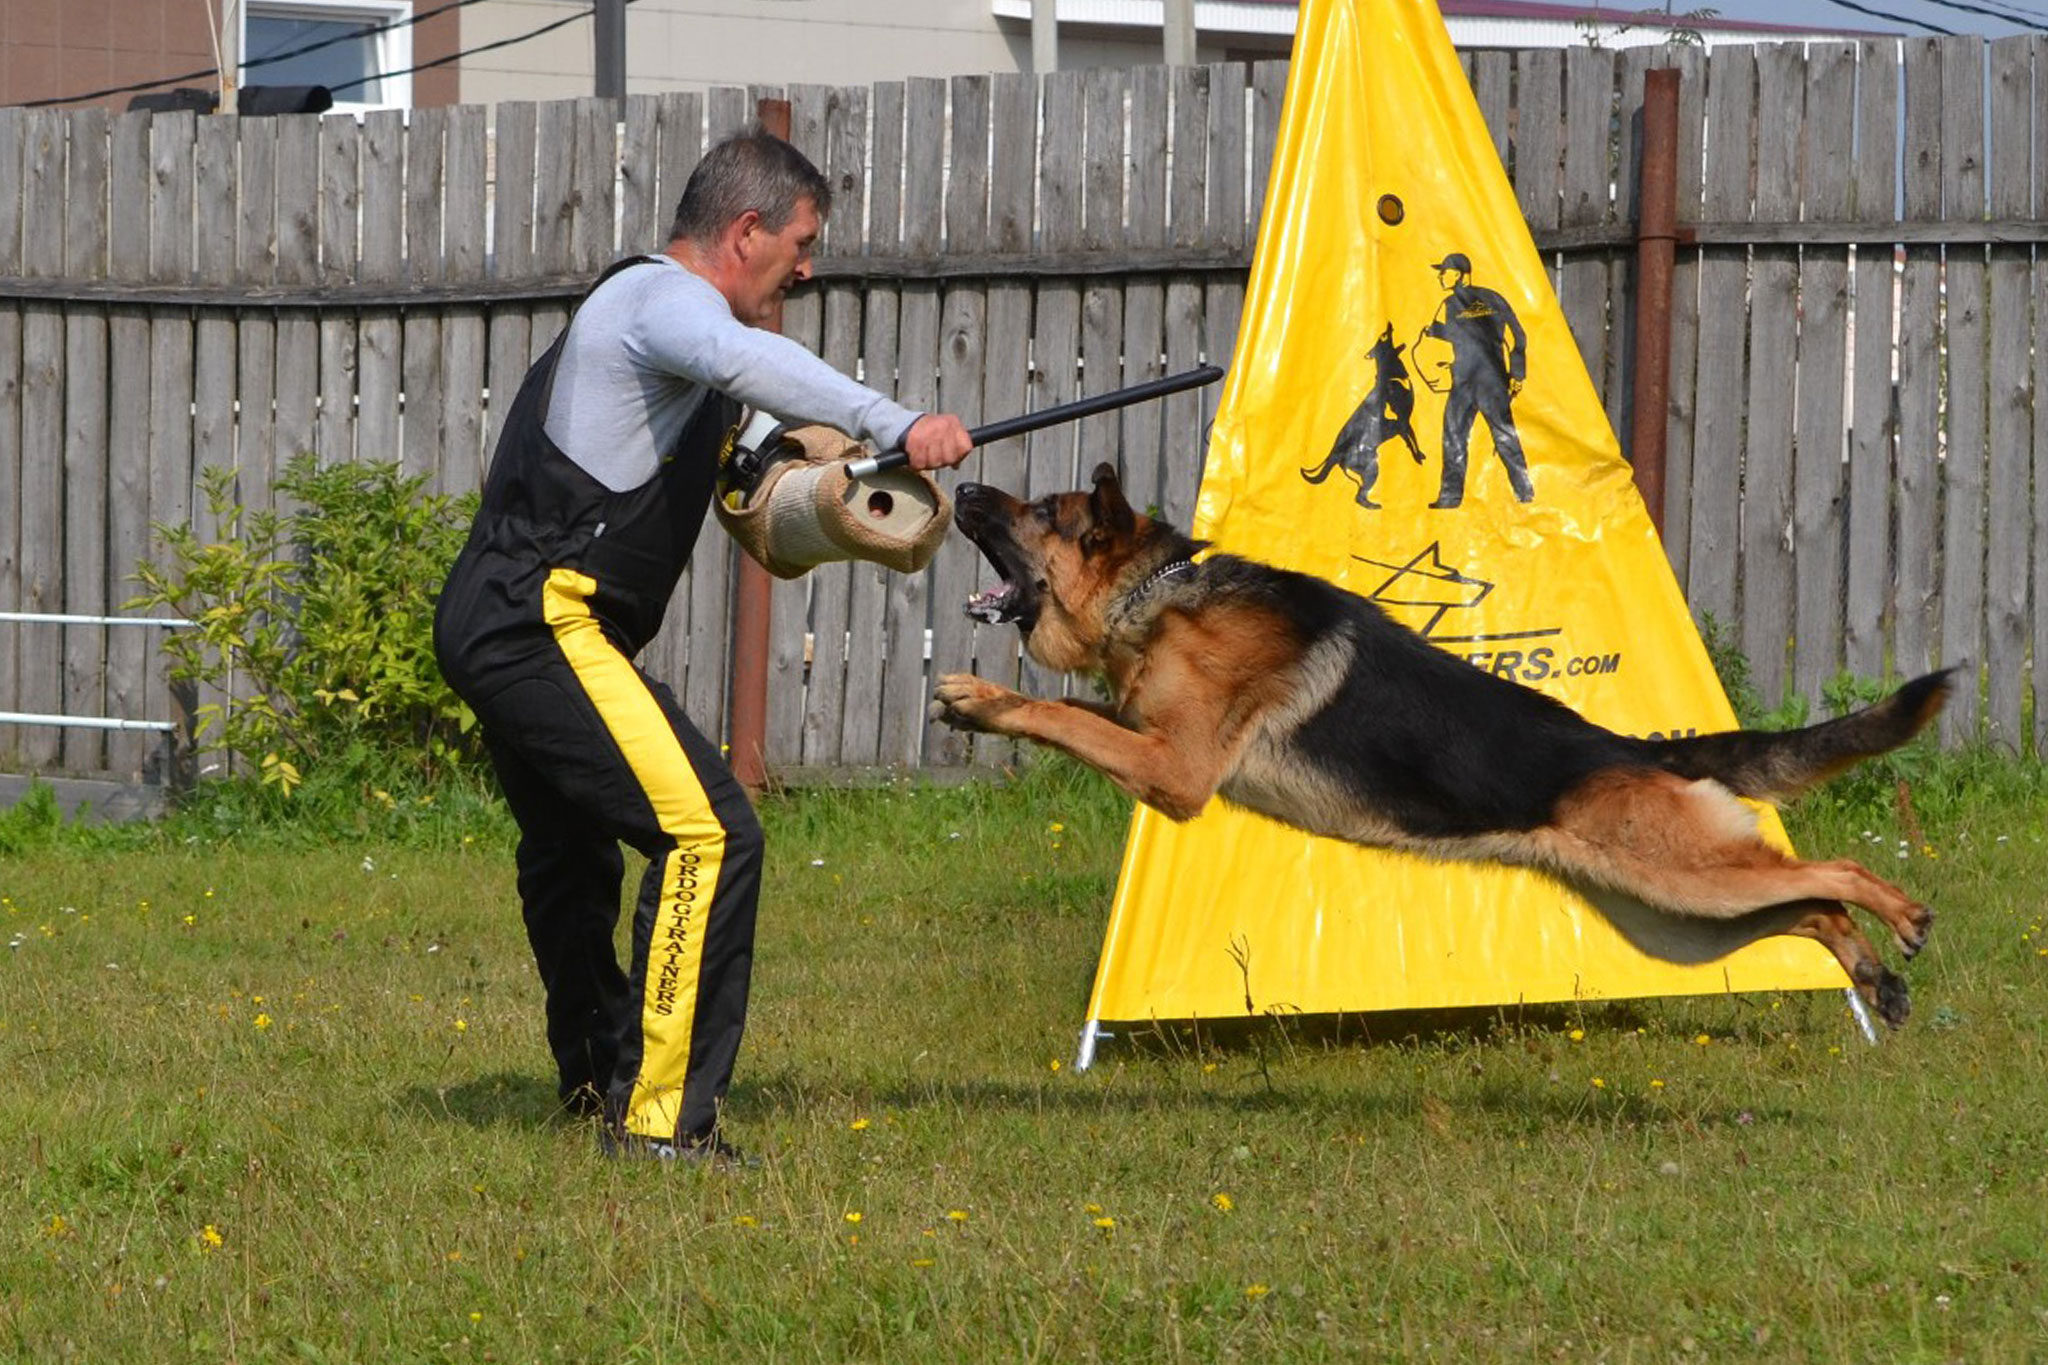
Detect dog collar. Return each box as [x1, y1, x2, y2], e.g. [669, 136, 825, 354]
[1132, 557, 1198, 602]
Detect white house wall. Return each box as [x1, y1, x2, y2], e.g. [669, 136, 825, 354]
[458, 0, 1270, 106]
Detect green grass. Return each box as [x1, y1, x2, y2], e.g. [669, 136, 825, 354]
[4, 756, 2048, 1362]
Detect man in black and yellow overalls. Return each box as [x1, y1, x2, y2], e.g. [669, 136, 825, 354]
[434, 130, 972, 1163]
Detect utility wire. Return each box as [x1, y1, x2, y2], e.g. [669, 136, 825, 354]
[13, 0, 587, 110]
[1815, 0, 1959, 34]
[327, 7, 597, 95]
[1908, 0, 2048, 29]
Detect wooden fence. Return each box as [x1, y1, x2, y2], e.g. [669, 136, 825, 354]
[1, 36, 2044, 787]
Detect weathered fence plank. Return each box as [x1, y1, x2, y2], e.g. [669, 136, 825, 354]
[1737, 46, 1803, 709]
[1160, 63, 1210, 530]
[1653, 44, 1707, 575]
[145, 111, 197, 777]
[1022, 70, 1086, 706]
[973, 70, 1037, 766]
[403, 108, 447, 488]
[1843, 38, 1899, 684]
[102, 110, 152, 778]
[1685, 46, 1753, 637]
[885, 76, 945, 764]
[1559, 46, 1614, 392]
[1982, 36, 2031, 752]
[926, 73, 993, 768]
[1892, 39, 1944, 686]
[0, 110, 22, 750]
[20, 111, 67, 769]
[1936, 37, 1987, 745]
[1120, 64, 1171, 522]
[190, 113, 239, 768]
[358, 112, 405, 477]
[272, 113, 320, 483]
[842, 80, 905, 766]
[484, 101, 536, 464]
[61, 108, 110, 774]
[1789, 44, 1854, 704]
[439, 103, 489, 498]
[2033, 35, 2048, 760]
[797, 83, 869, 767]
[315, 114, 359, 472]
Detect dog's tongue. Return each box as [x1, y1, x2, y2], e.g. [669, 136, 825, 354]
[965, 581, 1018, 624]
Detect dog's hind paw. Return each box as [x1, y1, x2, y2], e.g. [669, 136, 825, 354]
[1857, 962, 1911, 1029]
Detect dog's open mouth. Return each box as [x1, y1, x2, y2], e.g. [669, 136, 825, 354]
[964, 580, 1020, 624]
[959, 533, 1040, 631]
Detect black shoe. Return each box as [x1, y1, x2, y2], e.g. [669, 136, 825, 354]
[602, 1128, 754, 1169]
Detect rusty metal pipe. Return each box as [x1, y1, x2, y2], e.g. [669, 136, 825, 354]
[1629, 67, 1681, 538]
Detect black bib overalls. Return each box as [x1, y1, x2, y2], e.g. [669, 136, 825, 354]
[434, 257, 761, 1144]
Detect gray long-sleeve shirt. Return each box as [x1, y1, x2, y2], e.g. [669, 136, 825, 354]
[543, 255, 921, 492]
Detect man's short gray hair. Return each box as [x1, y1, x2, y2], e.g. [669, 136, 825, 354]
[668, 128, 832, 245]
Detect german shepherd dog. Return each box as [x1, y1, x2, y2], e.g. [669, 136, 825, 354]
[1300, 324, 1425, 507]
[933, 465, 1953, 1027]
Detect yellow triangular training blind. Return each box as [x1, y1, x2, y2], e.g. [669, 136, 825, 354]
[1079, 0, 1845, 1053]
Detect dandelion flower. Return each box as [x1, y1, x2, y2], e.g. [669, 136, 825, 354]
[1084, 1202, 1103, 1215]
[844, 1211, 863, 1225]
[1048, 1058, 1062, 1072]
[1211, 1193, 1234, 1212]
[946, 1209, 968, 1223]
[1650, 1078, 1666, 1091]
[734, 1215, 759, 1228]
[253, 1013, 272, 1030]
[1048, 822, 1066, 834]
[454, 1019, 468, 1033]
[43, 1215, 68, 1238]
[1591, 1077, 1606, 1089]
[1245, 1283, 1270, 1299]
[849, 1117, 870, 1131]
[1093, 1216, 1116, 1232]
[199, 1225, 223, 1250]
[1694, 1033, 1712, 1047]
[1568, 1028, 1585, 1042]
[910, 1257, 935, 1268]
[468, 1312, 482, 1324]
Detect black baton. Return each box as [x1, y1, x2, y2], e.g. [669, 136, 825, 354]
[843, 364, 1227, 479]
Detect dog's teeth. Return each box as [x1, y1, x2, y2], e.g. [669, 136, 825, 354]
[965, 581, 1021, 624]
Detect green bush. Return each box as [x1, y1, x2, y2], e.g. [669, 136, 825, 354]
[129, 455, 483, 797]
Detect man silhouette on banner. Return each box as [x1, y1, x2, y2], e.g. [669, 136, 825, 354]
[1416, 253, 1533, 507]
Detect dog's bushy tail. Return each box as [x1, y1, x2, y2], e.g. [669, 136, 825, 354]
[1637, 669, 1954, 802]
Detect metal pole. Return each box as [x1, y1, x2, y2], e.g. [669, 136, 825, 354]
[727, 97, 792, 794]
[1628, 67, 1682, 538]
[594, 0, 627, 101]
[1031, 0, 1058, 75]
[1163, 0, 1197, 66]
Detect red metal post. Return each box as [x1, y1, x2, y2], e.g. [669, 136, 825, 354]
[726, 97, 791, 793]
[1629, 67, 1682, 539]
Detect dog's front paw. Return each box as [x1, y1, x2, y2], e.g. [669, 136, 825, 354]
[931, 673, 1026, 733]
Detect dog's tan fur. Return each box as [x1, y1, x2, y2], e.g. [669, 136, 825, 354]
[935, 464, 1953, 1026]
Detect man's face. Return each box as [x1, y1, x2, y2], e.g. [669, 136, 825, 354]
[732, 196, 821, 326]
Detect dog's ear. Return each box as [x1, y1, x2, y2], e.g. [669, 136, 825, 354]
[1088, 463, 1136, 537]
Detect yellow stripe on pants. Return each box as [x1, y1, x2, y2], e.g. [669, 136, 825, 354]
[542, 568, 727, 1139]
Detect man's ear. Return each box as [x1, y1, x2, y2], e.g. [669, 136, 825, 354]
[727, 208, 765, 258]
[1089, 462, 1135, 534]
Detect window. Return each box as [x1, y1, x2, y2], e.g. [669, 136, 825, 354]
[243, 1, 413, 114]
